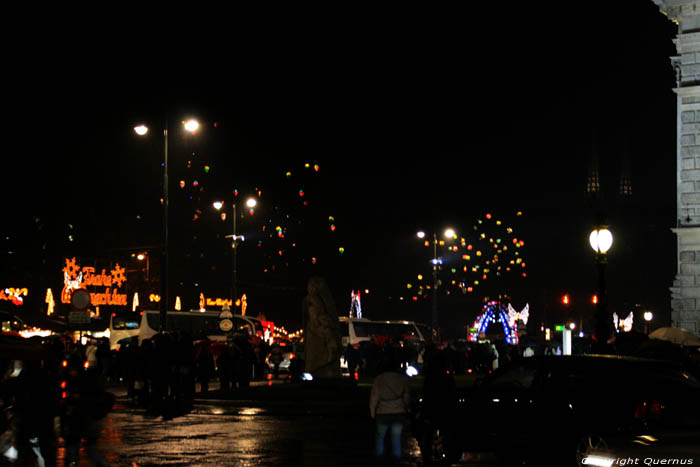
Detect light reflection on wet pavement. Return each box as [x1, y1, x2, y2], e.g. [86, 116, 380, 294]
[58, 393, 496, 466]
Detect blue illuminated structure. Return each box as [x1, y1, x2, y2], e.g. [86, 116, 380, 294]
[468, 301, 529, 344]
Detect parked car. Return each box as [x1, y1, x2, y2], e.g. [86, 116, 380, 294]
[412, 355, 700, 466]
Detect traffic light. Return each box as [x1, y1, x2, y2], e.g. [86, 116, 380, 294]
[592, 294, 598, 305]
[562, 294, 570, 305]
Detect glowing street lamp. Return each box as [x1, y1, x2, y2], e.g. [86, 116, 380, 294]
[135, 118, 201, 331]
[417, 227, 457, 339]
[213, 197, 259, 308]
[589, 228, 613, 255]
[589, 226, 613, 350]
[136, 252, 150, 282]
[183, 119, 200, 133]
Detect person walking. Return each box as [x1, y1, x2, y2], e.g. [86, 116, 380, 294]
[195, 340, 215, 393]
[369, 350, 411, 465]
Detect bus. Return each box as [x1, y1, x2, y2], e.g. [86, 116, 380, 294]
[109, 310, 258, 350]
[109, 312, 141, 350]
[338, 317, 427, 347]
[339, 317, 428, 375]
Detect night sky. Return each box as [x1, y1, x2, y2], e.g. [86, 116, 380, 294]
[1, 3, 682, 335]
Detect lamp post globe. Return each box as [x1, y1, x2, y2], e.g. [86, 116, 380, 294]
[589, 228, 613, 254]
[134, 125, 148, 136]
[184, 119, 200, 133]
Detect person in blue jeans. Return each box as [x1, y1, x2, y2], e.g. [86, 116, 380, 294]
[369, 349, 411, 464]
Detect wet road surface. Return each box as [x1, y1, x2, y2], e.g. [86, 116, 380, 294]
[58, 381, 498, 466]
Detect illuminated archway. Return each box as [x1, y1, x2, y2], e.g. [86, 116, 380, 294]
[468, 300, 529, 344]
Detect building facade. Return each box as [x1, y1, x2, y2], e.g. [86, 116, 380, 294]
[655, 0, 700, 333]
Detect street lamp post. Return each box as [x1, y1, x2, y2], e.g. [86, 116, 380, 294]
[135, 118, 199, 332]
[136, 253, 150, 282]
[214, 197, 257, 312]
[644, 311, 653, 335]
[417, 227, 456, 340]
[589, 227, 613, 351]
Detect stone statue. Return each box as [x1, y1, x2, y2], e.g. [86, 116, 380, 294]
[303, 276, 342, 379]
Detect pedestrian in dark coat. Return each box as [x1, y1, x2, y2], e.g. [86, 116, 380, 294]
[196, 340, 215, 393]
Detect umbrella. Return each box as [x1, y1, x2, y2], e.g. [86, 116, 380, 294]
[649, 327, 700, 347]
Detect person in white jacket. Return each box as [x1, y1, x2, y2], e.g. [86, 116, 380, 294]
[369, 351, 411, 463]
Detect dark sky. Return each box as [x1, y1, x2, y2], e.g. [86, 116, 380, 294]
[1, 3, 681, 333]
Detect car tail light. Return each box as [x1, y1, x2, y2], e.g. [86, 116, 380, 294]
[635, 400, 664, 420]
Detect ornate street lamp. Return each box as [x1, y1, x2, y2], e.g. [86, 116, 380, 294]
[417, 227, 456, 340]
[644, 311, 653, 335]
[214, 197, 258, 311]
[589, 227, 613, 350]
[135, 118, 200, 331]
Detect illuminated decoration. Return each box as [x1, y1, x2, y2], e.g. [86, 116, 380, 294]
[61, 258, 127, 306]
[204, 165, 210, 173]
[1, 288, 28, 306]
[410, 211, 527, 297]
[468, 300, 527, 344]
[46, 288, 55, 315]
[19, 328, 52, 339]
[149, 294, 160, 303]
[180, 180, 186, 188]
[350, 290, 362, 319]
[314, 163, 320, 172]
[613, 311, 634, 333]
[199, 293, 206, 312]
[286, 171, 292, 178]
[240, 294, 248, 316]
[562, 294, 570, 305]
[299, 190, 305, 197]
[175, 296, 182, 311]
[206, 297, 233, 307]
[507, 303, 529, 328]
[339, 247, 345, 254]
[132, 293, 139, 312]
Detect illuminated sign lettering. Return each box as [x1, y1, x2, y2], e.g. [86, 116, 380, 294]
[206, 298, 233, 307]
[61, 257, 128, 307]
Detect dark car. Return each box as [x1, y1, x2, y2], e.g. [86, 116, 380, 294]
[413, 355, 700, 466]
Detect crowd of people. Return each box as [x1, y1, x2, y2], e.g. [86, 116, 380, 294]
[115, 331, 267, 416]
[0, 335, 113, 466]
[345, 336, 532, 379]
